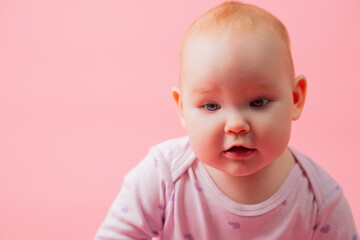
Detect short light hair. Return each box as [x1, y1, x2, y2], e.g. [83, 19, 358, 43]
[180, 1, 294, 82]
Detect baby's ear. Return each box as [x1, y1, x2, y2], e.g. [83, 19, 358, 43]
[171, 87, 186, 127]
[292, 75, 307, 120]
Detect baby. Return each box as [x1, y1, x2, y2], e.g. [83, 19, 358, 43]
[96, 1, 357, 239]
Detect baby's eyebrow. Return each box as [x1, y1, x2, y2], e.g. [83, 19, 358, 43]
[246, 83, 276, 91]
[192, 83, 276, 94]
[191, 87, 219, 94]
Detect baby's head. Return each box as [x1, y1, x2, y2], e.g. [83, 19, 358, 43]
[180, 1, 295, 83]
[172, 1, 306, 177]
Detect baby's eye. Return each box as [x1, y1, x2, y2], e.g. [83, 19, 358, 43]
[202, 103, 221, 111]
[249, 98, 270, 108]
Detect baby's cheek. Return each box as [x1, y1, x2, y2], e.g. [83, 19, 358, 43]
[255, 117, 290, 142]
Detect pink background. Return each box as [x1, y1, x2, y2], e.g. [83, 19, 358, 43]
[0, 0, 359, 238]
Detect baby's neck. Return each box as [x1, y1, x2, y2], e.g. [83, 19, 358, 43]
[204, 148, 296, 205]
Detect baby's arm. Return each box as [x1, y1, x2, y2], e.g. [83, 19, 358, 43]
[95, 147, 172, 240]
[312, 186, 358, 239]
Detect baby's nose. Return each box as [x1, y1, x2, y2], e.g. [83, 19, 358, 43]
[224, 112, 250, 134]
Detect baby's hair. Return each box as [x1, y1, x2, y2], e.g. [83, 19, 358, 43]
[180, 1, 295, 83]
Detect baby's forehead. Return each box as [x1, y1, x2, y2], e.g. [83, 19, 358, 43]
[184, 26, 283, 54]
[180, 30, 294, 87]
[182, 29, 291, 74]
[180, 28, 294, 92]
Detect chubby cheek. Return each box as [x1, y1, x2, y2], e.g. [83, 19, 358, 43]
[184, 112, 223, 158]
[256, 110, 292, 153]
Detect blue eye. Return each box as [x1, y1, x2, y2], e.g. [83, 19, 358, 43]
[202, 103, 221, 111]
[250, 99, 270, 108]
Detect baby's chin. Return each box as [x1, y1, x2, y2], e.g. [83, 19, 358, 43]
[201, 160, 263, 178]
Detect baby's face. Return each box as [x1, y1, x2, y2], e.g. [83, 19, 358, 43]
[173, 28, 305, 177]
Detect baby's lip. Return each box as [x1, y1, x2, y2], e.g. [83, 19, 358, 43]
[224, 145, 254, 151]
[223, 145, 256, 159]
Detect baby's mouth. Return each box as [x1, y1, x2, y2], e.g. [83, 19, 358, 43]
[223, 145, 256, 159]
[227, 146, 251, 151]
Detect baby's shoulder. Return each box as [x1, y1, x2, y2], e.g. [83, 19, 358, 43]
[152, 136, 191, 159]
[290, 148, 340, 206]
[150, 136, 197, 182]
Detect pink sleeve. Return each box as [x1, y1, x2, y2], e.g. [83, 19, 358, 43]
[94, 147, 172, 240]
[312, 187, 358, 240]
